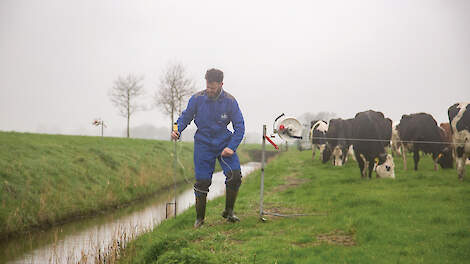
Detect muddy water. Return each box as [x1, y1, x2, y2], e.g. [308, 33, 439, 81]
[1, 162, 261, 263]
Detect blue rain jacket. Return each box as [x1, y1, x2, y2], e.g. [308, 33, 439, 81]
[177, 89, 245, 152]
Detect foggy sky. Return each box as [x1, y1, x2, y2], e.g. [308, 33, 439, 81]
[1, 0, 469, 139]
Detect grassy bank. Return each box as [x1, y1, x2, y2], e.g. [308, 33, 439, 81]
[0, 131, 257, 238]
[120, 149, 470, 264]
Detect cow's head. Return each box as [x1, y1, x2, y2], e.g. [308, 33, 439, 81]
[318, 144, 326, 155]
[436, 147, 453, 169]
[375, 154, 395, 178]
[332, 146, 343, 166]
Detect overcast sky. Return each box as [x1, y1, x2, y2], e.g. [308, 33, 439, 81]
[1, 0, 469, 138]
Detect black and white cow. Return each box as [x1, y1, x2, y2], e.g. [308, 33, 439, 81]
[324, 118, 354, 166]
[448, 103, 470, 180]
[397, 113, 453, 171]
[352, 110, 395, 179]
[309, 120, 328, 161]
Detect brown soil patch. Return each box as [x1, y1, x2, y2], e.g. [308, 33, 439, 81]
[272, 174, 309, 193]
[295, 230, 356, 247]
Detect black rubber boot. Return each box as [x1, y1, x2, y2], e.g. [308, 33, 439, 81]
[222, 188, 240, 222]
[194, 195, 207, 228]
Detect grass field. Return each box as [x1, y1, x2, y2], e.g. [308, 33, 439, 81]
[119, 149, 470, 264]
[0, 131, 258, 238]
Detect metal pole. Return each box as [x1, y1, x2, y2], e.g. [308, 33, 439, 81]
[259, 125, 266, 218]
[173, 138, 177, 217]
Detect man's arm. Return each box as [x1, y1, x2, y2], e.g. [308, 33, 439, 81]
[176, 95, 197, 136]
[227, 99, 245, 152]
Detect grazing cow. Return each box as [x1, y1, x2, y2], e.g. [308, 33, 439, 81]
[309, 120, 328, 161]
[324, 118, 354, 166]
[448, 103, 470, 180]
[397, 113, 453, 171]
[352, 110, 394, 178]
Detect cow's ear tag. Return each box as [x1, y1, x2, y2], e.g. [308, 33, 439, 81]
[374, 157, 379, 164]
[438, 153, 443, 159]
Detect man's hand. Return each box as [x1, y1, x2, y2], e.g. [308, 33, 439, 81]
[221, 147, 234, 157]
[171, 131, 180, 140]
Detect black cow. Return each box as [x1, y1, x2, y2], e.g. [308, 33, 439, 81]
[448, 103, 470, 180]
[397, 113, 453, 171]
[324, 118, 354, 166]
[352, 110, 394, 178]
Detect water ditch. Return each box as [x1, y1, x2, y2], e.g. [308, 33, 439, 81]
[1, 162, 262, 263]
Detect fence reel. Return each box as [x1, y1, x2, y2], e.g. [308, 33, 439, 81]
[272, 113, 303, 141]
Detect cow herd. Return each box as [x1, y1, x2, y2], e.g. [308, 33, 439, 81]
[309, 102, 470, 180]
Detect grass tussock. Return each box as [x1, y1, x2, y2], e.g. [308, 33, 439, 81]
[119, 149, 470, 264]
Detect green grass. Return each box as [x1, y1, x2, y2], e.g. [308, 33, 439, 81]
[119, 149, 470, 264]
[0, 131, 257, 238]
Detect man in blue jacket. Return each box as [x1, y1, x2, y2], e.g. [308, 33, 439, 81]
[171, 68, 245, 228]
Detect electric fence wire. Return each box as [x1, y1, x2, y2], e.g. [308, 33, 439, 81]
[219, 155, 234, 183]
[309, 136, 465, 146]
[171, 141, 193, 184]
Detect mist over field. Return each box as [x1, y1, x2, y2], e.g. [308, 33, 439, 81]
[1, 0, 469, 140]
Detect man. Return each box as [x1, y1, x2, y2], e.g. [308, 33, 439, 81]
[171, 68, 245, 228]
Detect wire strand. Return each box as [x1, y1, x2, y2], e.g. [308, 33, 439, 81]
[309, 136, 465, 146]
[219, 155, 234, 183]
[171, 142, 193, 184]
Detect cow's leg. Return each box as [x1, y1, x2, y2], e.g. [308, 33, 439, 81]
[401, 144, 407, 171]
[356, 152, 365, 178]
[322, 146, 331, 164]
[319, 144, 325, 161]
[349, 146, 356, 161]
[364, 160, 371, 179]
[368, 159, 375, 179]
[342, 146, 348, 165]
[433, 156, 438, 171]
[312, 144, 316, 160]
[413, 148, 420, 171]
[456, 146, 466, 180]
[452, 144, 457, 167]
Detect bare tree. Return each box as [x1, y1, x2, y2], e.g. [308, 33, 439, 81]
[109, 74, 145, 138]
[154, 63, 195, 127]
